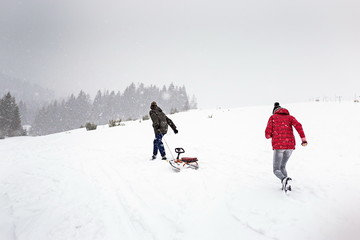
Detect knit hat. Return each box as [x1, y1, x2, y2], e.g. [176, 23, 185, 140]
[150, 101, 157, 110]
[272, 102, 281, 114]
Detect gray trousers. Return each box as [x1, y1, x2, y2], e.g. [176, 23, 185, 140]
[273, 149, 293, 181]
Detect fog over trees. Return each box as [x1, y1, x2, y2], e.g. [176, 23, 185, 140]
[0, 73, 55, 125]
[30, 83, 197, 135]
[1, 73, 197, 136]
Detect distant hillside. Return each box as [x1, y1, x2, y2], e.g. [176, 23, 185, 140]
[0, 73, 55, 124]
[0, 73, 54, 105]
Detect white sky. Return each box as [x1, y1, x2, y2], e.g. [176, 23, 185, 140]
[1, 0, 360, 108]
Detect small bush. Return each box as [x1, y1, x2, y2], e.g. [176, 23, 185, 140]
[109, 119, 122, 127]
[170, 108, 178, 115]
[142, 115, 150, 121]
[85, 122, 97, 131]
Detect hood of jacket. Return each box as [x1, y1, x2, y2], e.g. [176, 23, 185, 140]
[274, 107, 289, 115]
[154, 106, 163, 112]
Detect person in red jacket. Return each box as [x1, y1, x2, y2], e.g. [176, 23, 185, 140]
[265, 102, 307, 192]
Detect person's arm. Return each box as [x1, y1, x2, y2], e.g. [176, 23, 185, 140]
[291, 116, 305, 138]
[166, 116, 178, 134]
[291, 116, 307, 145]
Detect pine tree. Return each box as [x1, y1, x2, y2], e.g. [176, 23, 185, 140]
[190, 94, 198, 109]
[91, 90, 104, 123]
[18, 101, 29, 124]
[0, 92, 24, 137]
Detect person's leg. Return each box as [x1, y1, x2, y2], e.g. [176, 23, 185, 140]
[153, 133, 166, 157]
[153, 134, 160, 156]
[153, 140, 158, 157]
[280, 150, 293, 178]
[273, 150, 286, 181]
[157, 134, 166, 157]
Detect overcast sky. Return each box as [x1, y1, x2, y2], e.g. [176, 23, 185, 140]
[1, 0, 359, 108]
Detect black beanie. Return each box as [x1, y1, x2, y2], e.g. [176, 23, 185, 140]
[150, 101, 157, 110]
[272, 102, 281, 114]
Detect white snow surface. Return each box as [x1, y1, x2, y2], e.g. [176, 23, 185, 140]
[1, 102, 360, 240]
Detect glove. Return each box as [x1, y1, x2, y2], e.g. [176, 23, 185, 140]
[301, 138, 308, 146]
[174, 129, 178, 134]
[156, 128, 161, 134]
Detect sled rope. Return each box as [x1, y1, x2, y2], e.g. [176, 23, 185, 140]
[162, 135, 175, 160]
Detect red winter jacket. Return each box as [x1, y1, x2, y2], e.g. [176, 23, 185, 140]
[265, 108, 305, 150]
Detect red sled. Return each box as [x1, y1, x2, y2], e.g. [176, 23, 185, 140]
[174, 148, 199, 169]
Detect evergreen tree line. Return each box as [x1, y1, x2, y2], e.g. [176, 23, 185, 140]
[0, 92, 25, 138]
[1, 73, 55, 125]
[31, 83, 197, 136]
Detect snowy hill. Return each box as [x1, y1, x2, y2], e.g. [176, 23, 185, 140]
[1, 102, 360, 240]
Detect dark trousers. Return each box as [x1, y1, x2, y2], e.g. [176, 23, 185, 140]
[153, 133, 166, 157]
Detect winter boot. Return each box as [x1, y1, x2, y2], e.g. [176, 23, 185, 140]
[281, 177, 292, 192]
[161, 156, 167, 160]
[151, 155, 156, 160]
[286, 177, 292, 191]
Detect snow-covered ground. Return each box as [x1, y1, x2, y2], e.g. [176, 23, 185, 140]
[1, 102, 360, 240]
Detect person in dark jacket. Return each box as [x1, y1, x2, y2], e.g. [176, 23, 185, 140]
[149, 101, 178, 160]
[265, 102, 307, 191]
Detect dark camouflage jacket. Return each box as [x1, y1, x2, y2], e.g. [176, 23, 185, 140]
[149, 106, 177, 134]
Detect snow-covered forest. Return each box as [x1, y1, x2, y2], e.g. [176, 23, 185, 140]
[1, 74, 197, 136]
[28, 83, 196, 136]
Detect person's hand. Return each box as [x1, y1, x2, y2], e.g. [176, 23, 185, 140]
[174, 129, 178, 134]
[301, 138, 308, 146]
